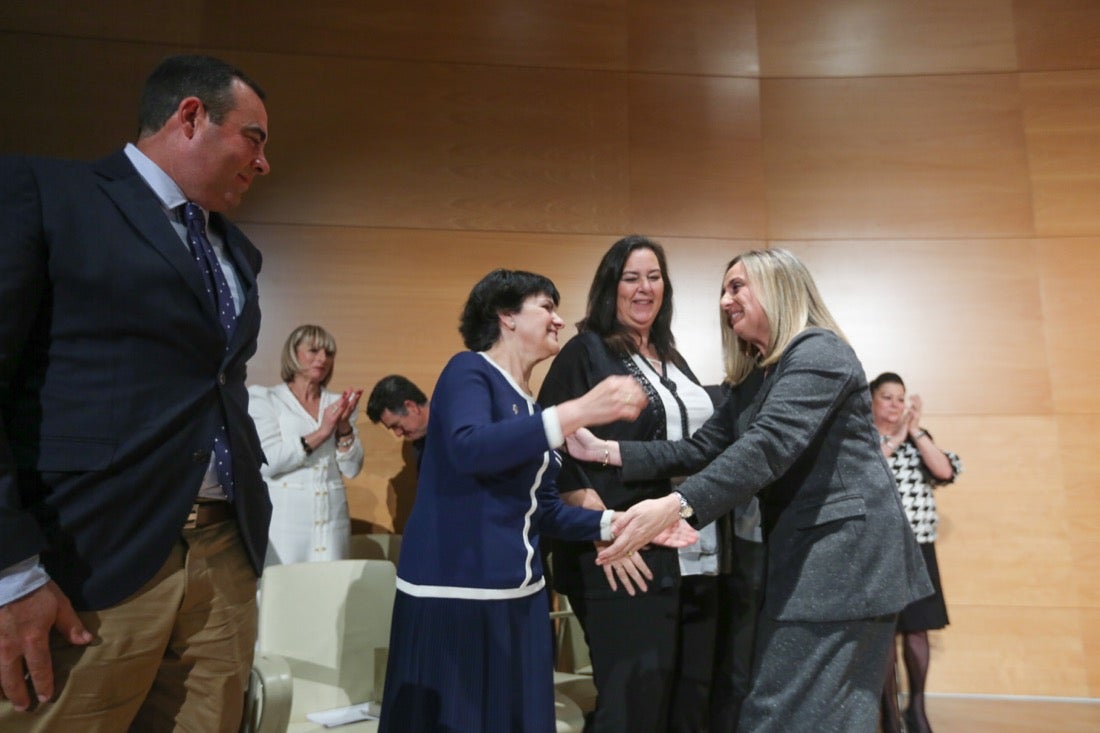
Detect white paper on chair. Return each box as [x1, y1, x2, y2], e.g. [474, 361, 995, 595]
[305, 701, 381, 727]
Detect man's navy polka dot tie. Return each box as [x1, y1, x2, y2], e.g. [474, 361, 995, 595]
[183, 201, 237, 499]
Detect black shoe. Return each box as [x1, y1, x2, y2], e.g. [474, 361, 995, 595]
[903, 707, 932, 733]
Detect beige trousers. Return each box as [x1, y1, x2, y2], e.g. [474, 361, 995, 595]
[0, 518, 258, 733]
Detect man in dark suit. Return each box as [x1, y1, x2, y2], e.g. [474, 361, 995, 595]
[0, 55, 272, 731]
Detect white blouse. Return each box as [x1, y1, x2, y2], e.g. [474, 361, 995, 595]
[631, 355, 719, 577]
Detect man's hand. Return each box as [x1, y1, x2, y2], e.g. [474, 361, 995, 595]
[0, 582, 92, 711]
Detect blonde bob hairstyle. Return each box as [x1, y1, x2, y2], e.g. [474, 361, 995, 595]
[280, 324, 338, 386]
[720, 248, 846, 386]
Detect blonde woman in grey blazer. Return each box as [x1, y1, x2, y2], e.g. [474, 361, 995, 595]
[568, 249, 933, 732]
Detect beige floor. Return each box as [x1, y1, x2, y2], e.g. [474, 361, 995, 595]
[921, 694, 1100, 732]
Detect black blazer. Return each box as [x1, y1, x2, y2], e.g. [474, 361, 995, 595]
[621, 329, 932, 622]
[0, 151, 271, 610]
[538, 331, 705, 599]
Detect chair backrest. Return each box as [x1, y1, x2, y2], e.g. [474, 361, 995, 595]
[257, 559, 396, 715]
[551, 594, 591, 675]
[348, 533, 402, 565]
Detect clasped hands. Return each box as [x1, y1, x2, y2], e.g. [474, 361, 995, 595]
[563, 488, 697, 595]
[562, 424, 699, 594]
[324, 388, 362, 435]
[883, 393, 925, 447]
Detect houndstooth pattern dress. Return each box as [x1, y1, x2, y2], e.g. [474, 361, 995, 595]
[886, 436, 963, 544]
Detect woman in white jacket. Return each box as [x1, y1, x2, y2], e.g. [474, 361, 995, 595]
[248, 324, 364, 565]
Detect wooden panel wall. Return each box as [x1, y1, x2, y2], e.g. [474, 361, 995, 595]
[2, 0, 1099, 699]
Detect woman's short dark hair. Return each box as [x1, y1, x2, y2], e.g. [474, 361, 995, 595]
[579, 235, 677, 361]
[459, 269, 560, 351]
[870, 371, 905, 394]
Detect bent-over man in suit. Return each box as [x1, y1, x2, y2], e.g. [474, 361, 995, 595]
[366, 374, 431, 468]
[0, 54, 273, 732]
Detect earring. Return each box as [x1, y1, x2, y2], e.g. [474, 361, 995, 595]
[508, 321, 516, 330]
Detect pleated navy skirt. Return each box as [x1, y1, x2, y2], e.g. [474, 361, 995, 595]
[378, 587, 556, 733]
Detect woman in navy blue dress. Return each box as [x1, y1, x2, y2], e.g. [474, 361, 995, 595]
[379, 269, 695, 733]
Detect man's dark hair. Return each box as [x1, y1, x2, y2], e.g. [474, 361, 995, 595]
[367, 375, 428, 423]
[138, 54, 266, 135]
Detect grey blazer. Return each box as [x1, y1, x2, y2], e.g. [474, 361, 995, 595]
[620, 328, 932, 623]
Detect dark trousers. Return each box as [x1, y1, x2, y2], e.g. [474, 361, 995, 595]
[710, 537, 765, 733]
[669, 574, 720, 733]
[571, 588, 680, 733]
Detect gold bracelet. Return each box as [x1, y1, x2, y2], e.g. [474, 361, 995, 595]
[602, 444, 610, 467]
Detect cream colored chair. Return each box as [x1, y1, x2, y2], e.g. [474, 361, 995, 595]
[554, 689, 586, 733]
[241, 557, 583, 733]
[347, 533, 402, 565]
[242, 559, 396, 733]
[551, 594, 598, 717]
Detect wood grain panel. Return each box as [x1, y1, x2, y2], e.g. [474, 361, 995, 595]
[0, 0, 631, 72]
[1022, 72, 1100, 236]
[1084, 608, 1100, 696]
[932, 606, 1091, 696]
[1038, 238, 1100, 413]
[906, 417, 1078, 608]
[0, 34, 170, 157]
[1014, 0, 1100, 72]
[926, 696, 1100, 732]
[762, 75, 1034, 239]
[0, 1, 200, 44]
[1058, 416, 1100, 609]
[782, 241, 1052, 415]
[756, 0, 1017, 78]
[628, 75, 766, 239]
[627, 0, 758, 75]
[231, 55, 631, 233]
[202, 0, 629, 71]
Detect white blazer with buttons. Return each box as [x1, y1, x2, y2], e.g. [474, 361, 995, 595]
[247, 383, 364, 565]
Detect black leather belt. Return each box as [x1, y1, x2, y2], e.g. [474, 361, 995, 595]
[184, 500, 235, 529]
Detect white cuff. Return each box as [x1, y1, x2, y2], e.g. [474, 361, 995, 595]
[599, 510, 615, 541]
[542, 405, 564, 448]
[0, 556, 50, 607]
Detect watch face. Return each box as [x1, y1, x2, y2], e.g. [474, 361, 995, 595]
[678, 494, 693, 518]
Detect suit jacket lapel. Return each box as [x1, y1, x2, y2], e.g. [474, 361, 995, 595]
[92, 151, 220, 324]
